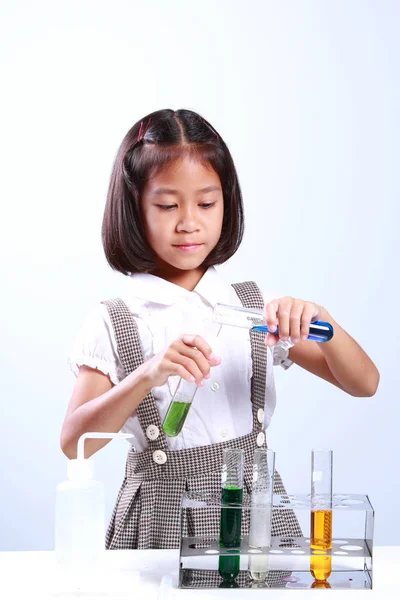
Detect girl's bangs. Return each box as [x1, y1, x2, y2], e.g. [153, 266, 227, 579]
[139, 143, 223, 181]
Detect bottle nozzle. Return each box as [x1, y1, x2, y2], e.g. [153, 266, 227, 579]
[67, 432, 135, 481]
[77, 432, 134, 461]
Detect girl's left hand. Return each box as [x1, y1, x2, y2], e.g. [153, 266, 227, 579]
[264, 297, 321, 347]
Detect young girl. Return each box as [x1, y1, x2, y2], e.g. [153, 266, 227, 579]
[62, 109, 379, 551]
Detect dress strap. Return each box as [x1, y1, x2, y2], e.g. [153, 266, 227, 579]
[231, 281, 267, 441]
[101, 298, 168, 451]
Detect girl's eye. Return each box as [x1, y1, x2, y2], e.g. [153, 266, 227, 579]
[157, 204, 176, 210]
[156, 202, 216, 210]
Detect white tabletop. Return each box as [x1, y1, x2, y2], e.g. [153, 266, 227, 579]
[1, 547, 399, 599]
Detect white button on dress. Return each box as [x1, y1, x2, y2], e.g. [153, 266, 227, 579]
[220, 428, 228, 438]
[257, 408, 264, 424]
[146, 425, 160, 441]
[256, 431, 265, 447]
[153, 450, 167, 465]
[211, 382, 220, 392]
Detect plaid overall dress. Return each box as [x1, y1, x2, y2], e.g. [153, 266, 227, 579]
[102, 281, 301, 551]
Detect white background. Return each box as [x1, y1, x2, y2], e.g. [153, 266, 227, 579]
[0, 0, 399, 550]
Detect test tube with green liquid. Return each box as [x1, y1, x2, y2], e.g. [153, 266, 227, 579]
[218, 448, 244, 581]
[162, 379, 198, 437]
[162, 319, 222, 437]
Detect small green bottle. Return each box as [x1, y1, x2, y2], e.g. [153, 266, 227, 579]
[218, 448, 245, 581]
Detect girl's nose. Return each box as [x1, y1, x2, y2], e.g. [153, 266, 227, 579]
[176, 210, 199, 232]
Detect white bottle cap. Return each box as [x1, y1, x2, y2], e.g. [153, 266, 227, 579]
[67, 458, 94, 481]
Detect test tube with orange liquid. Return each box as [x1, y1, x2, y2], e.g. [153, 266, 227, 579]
[310, 449, 333, 582]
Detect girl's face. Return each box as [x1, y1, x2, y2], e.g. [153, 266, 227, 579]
[141, 155, 224, 288]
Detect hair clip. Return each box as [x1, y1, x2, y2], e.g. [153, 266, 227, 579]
[201, 119, 219, 140]
[137, 121, 144, 143]
[137, 118, 152, 144]
[143, 117, 152, 137]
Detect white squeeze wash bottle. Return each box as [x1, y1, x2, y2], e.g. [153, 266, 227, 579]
[55, 432, 134, 577]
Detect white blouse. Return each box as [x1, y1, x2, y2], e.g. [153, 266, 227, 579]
[68, 267, 292, 452]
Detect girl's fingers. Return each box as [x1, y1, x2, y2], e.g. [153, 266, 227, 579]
[301, 304, 320, 340]
[171, 352, 207, 386]
[178, 344, 214, 379]
[180, 334, 220, 364]
[310, 305, 320, 323]
[277, 297, 292, 341]
[289, 299, 304, 343]
[180, 334, 210, 351]
[299, 306, 313, 341]
[265, 301, 279, 333]
[172, 363, 199, 384]
[265, 333, 278, 347]
[171, 335, 221, 385]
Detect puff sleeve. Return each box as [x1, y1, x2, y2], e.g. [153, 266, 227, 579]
[67, 304, 125, 385]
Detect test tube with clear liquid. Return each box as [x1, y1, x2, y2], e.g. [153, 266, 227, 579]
[213, 304, 334, 342]
[248, 448, 275, 583]
[310, 449, 333, 582]
[162, 304, 334, 437]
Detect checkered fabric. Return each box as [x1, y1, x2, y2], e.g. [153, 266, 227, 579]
[102, 281, 302, 550]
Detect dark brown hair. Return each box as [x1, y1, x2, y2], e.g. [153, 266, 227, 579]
[102, 108, 244, 274]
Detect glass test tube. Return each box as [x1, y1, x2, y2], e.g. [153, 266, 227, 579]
[310, 449, 333, 582]
[219, 448, 244, 581]
[163, 305, 333, 438]
[213, 303, 334, 343]
[248, 448, 275, 583]
[162, 320, 222, 437]
[162, 379, 198, 437]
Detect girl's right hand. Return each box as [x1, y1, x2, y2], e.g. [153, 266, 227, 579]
[140, 334, 221, 389]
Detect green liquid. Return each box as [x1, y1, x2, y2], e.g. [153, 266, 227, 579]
[218, 486, 243, 581]
[219, 581, 239, 588]
[162, 401, 191, 437]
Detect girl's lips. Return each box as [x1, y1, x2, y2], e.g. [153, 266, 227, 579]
[173, 244, 203, 253]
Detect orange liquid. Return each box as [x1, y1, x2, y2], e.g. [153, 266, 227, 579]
[310, 510, 332, 581]
[311, 579, 332, 588]
[311, 509, 332, 549]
